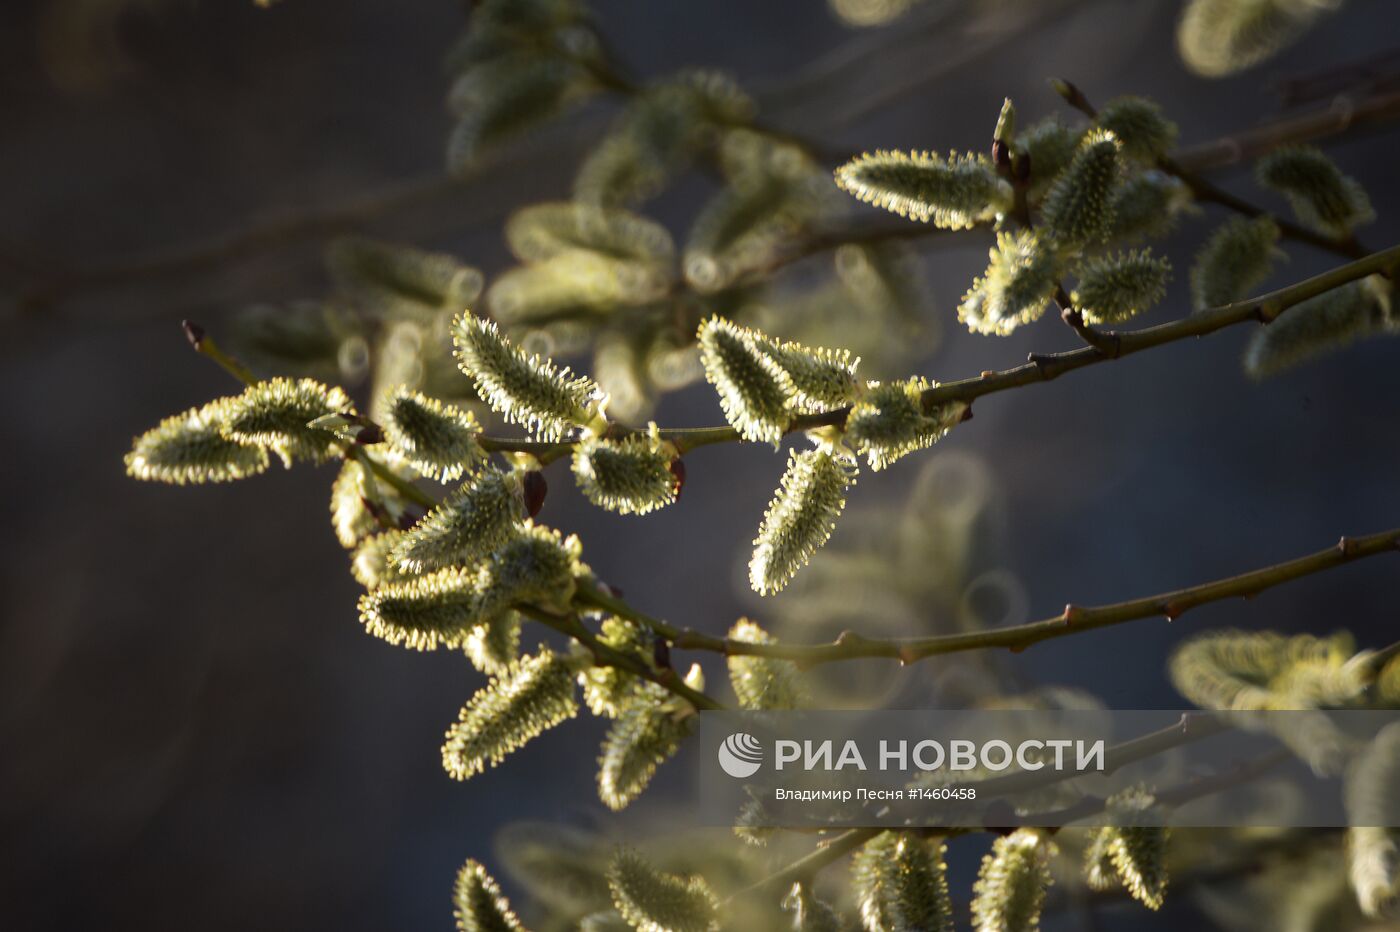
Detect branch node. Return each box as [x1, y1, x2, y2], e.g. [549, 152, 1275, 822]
[1162, 600, 1184, 621]
[1338, 535, 1355, 556]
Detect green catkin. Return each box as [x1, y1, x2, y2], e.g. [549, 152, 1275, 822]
[1017, 117, 1081, 201]
[1095, 96, 1178, 163]
[381, 388, 485, 482]
[958, 230, 1062, 336]
[1103, 789, 1170, 910]
[454, 859, 527, 932]
[749, 448, 856, 595]
[1083, 828, 1119, 892]
[852, 834, 900, 932]
[970, 829, 1053, 932]
[1178, 0, 1341, 78]
[1071, 250, 1173, 324]
[1348, 827, 1400, 920]
[1344, 723, 1400, 917]
[1377, 655, 1400, 707]
[1108, 170, 1194, 242]
[1169, 629, 1369, 774]
[465, 612, 522, 676]
[330, 458, 416, 549]
[488, 251, 671, 323]
[1169, 629, 1367, 712]
[472, 523, 584, 622]
[447, 57, 593, 175]
[125, 398, 270, 485]
[606, 848, 719, 932]
[1041, 129, 1122, 248]
[834, 150, 1012, 228]
[759, 338, 861, 414]
[350, 530, 410, 590]
[358, 565, 482, 650]
[325, 235, 484, 317]
[782, 882, 842, 932]
[726, 619, 804, 710]
[1243, 280, 1384, 378]
[1190, 216, 1282, 310]
[1256, 144, 1375, 237]
[506, 201, 675, 265]
[697, 316, 794, 445]
[887, 836, 955, 932]
[442, 647, 579, 779]
[572, 426, 679, 515]
[392, 469, 525, 574]
[581, 616, 651, 717]
[452, 312, 600, 440]
[597, 676, 698, 810]
[222, 377, 354, 465]
[683, 169, 828, 292]
[845, 378, 966, 470]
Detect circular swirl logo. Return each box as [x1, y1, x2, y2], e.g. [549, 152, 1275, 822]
[717, 732, 764, 778]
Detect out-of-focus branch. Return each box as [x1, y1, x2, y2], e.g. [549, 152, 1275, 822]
[1174, 86, 1400, 172]
[1053, 79, 1370, 261]
[578, 527, 1400, 667]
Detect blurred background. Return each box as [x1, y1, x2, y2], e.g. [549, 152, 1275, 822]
[3, 0, 1399, 928]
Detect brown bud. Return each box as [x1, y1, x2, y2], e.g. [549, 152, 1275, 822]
[181, 319, 206, 350]
[521, 470, 548, 518]
[669, 458, 687, 500]
[652, 635, 672, 671]
[992, 139, 1012, 173]
[355, 424, 384, 445]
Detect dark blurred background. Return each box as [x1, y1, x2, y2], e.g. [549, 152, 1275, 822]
[3, 0, 1399, 928]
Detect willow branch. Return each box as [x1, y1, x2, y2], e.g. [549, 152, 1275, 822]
[577, 527, 1400, 668]
[520, 605, 726, 711]
[475, 242, 1400, 465]
[1053, 78, 1370, 261]
[1174, 86, 1400, 172]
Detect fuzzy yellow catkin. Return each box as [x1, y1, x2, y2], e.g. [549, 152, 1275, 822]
[971, 829, 1053, 932]
[441, 647, 580, 780]
[834, 149, 1012, 229]
[597, 666, 703, 810]
[453, 859, 526, 932]
[607, 847, 719, 932]
[750, 448, 856, 595]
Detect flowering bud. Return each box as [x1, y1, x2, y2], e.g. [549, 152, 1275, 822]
[1190, 216, 1282, 310]
[959, 230, 1062, 336]
[453, 312, 600, 441]
[1257, 144, 1375, 238]
[846, 377, 966, 470]
[1042, 129, 1122, 247]
[125, 398, 270, 485]
[750, 448, 856, 595]
[1071, 250, 1173, 325]
[835, 149, 1013, 229]
[573, 426, 680, 515]
[381, 387, 484, 482]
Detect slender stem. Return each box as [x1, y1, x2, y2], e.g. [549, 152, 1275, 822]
[580, 527, 1400, 667]
[521, 605, 726, 712]
[1052, 79, 1369, 261]
[474, 243, 1400, 460]
[1174, 86, 1400, 172]
[728, 827, 885, 902]
[182, 319, 257, 386]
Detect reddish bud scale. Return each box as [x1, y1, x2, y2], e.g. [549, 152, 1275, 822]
[668, 458, 687, 499]
[522, 470, 548, 518]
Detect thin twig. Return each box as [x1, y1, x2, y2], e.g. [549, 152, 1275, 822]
[1052, 79, 1370, 261]
[473, 241, 1400, 464]
[1175, 86, 1400, 171]
[577, 527, 1400, 667]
